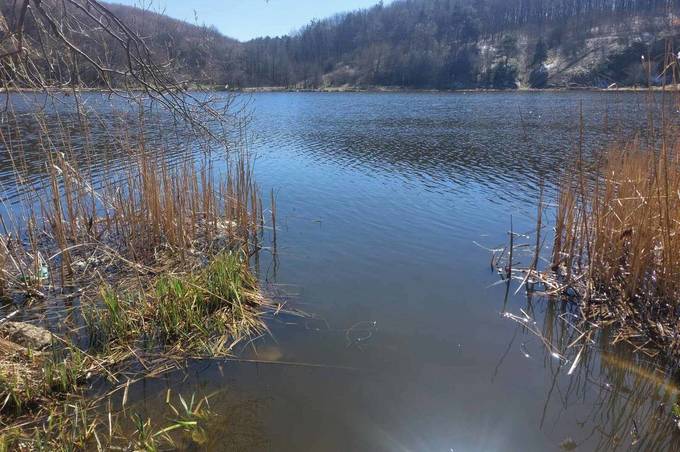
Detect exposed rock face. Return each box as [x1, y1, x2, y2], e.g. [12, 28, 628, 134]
[302, 25, 676, 90]
[0, 321, 54, 351]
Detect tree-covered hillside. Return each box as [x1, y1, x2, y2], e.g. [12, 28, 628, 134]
[1, 0, 679, 89]
[241, 0, 680, 89]
[0, 1, 243, 87]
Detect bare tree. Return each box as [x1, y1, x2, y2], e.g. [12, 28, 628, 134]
[0, 0, 239, 136]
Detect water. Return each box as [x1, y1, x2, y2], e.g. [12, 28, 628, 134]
[2, 91, 680, 451]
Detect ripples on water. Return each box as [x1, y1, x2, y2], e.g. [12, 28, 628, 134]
[250, 92, 651, 203]
[2, 91, 679, 451]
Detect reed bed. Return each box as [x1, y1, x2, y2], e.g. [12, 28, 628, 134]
[494, 118, 680, 363]
[549, 128, 680, 355]
[492, 125, 680, 437]
[0, 2, 271, 444]
[490, 48, 680, 363]
[0, 105, 279, 449]
[1, 113, 267, 293]
[530, 51, 680, 359]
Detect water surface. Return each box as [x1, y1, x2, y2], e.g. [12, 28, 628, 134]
[2, 91, 679, 451]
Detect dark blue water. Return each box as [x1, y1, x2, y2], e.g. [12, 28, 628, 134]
[2, 91, 679, 451]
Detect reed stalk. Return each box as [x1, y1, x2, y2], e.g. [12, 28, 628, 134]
[0, 237, 6, 299]
[0, 104, 277, 447]
[551, 128, 680, 354]
[496, 49, 680, 359]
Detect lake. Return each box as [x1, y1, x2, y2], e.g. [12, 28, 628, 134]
[2, 91, 679, 451]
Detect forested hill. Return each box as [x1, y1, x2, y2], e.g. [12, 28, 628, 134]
[241, 0, 680, 89]
[0, 1, 243, 87]
[2, 0, 680, 89]
[103, 3, 243, 84]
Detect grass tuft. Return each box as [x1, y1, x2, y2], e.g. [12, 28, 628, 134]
[84, 251, 265, 357]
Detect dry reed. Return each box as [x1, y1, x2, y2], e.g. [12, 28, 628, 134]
[493, 40, 680, 357]
[494, 121, 680, 359]
[0, 1, 271, 444]
[0, 111, 266, 295]
[0, 104, 279, 448]
[0, 237, 7, 300]
[551, 128, 680, 355]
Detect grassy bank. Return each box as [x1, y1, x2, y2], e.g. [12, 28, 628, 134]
[0, 108, 277, 449]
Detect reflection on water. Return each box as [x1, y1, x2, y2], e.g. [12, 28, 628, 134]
[117, 298, 680, 451]
[2, 91, 680, 450]
[501, 296, 680, 451]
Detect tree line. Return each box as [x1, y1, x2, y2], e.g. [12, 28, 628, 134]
[240, 0, 680, 89]
[1, 0, 678, 90]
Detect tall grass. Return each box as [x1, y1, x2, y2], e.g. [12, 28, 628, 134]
[0, 110, 266, 295]
[0, 100, 277, 446]
[551, 124, 680, 354]
[0, 110, 273, 347]
[493, 49, 680, 357]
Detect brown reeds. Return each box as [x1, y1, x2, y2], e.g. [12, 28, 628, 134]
[0, 111, 265, 292]
[0, 103, 279, 448]
[492, 45, 680, 359]
[492, 127, 680, 359]
[550, 128, 680, 355]
[0, 237, 7, 300]
[0, 1, 270, 444]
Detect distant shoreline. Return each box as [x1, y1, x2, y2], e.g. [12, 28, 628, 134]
[236, 85, 680, 94]
[1, 85, 677, 94]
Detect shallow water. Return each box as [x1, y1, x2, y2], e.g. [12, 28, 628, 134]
[2, 91, 680, 451]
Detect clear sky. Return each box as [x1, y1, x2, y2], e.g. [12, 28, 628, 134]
[112, 0, 387, 41]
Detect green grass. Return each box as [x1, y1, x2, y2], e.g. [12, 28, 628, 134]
[0, 108, 270, 448]
[0, 343, 87, 419]
[84, 251, 264, 357]
[153, 251, 260, 344]
[1, 249, 266, 449]
[84, 287, 137, 354]
[0, 397, 211, 451]
[43, 346, 87, 395]
[0, 373, 30, 416]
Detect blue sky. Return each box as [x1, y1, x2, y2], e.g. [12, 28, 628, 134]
[113, 0, 387, 41]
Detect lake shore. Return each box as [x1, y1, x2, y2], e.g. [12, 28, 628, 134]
[2, 84, 679, 95]
[236, 84, 680, 94]
[0, 110, 275, 449]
